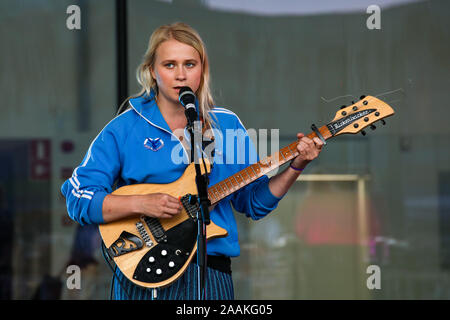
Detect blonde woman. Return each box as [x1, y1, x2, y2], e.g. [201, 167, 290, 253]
[61, 22, 323, 300]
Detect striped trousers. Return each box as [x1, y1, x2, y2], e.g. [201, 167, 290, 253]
[112, 263, 234, 300]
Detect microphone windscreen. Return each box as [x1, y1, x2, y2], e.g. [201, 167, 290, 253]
[179, 86, 196, 106]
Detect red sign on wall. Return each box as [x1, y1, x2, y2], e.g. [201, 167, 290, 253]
[30, 139, 51, 180]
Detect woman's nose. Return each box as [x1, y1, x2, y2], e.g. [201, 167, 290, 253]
[175, 66, 187, 80]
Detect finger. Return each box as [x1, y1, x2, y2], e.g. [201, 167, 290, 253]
[165, 201, 182, 211]
[297, 140, 308, 150]
[162, 196, 182, 208]
[297, 133, 305, 139]
[312, 137, 324, 149]
[297, 141, 309, 156]
[164, 194, 181, 202]
[163, 207, 181, 216]
[300, 137, 315, 147]
[164, 195, 181, 205]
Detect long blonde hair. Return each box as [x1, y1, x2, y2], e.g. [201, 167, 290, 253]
[118, 22, 216, 129]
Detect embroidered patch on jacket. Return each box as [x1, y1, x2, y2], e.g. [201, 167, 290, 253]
[144, 137, 164, 151]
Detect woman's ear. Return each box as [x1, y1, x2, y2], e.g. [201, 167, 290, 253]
[150, 66, 156, 80]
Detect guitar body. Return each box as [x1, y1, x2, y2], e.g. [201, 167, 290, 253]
[99, 160, 228, 289]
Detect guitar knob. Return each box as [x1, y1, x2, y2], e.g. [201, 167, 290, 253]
[146, 268, 151, 273]
[361, 130, 366, 136]
[169, 261, 175, 268]
[149, 256, 155, 263]
[161, 250, 167, 256]
[156, 269, 162, 275]
[370, 125, 376, 130]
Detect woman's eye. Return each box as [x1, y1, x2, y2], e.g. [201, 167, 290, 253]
[165, 63, 174, 68]
[186, 62, 195, 68]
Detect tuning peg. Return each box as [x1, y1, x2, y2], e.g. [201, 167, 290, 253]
[360, 95, 366, 99]
[381, 119, 386, 125]
[340, 105, 346, 109]
[370, 124, 376, 130]
[361, 130, 366, 136]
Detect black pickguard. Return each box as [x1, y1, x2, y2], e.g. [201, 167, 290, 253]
[132, 218, 197, 284]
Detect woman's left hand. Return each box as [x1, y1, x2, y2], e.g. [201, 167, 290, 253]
[290, 133, 324, 170]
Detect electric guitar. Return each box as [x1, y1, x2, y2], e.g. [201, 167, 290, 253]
[99, 95, 395, 288]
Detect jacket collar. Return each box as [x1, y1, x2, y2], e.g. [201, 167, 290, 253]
[129, 89, 173, 134]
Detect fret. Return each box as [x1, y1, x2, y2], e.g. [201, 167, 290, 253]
[273, 152, 282, 165]
[249, 165, 257, 177]
[214, 187, 220, 200]
[225, 179, 233, 191]
[212, 190, 218, 202]
[208, 190, 216, 202]
[235, 173, 243, 185]
[214, 188, 221, 200]
[279, 150, 286, 161]
[238, 172, 246, 183]
[243, 168, 252, 180]
[231, 175, 240, 187]
[260, 156, 272, 168]
[282, 148, 293, 161]
[219, 182, 227, 194]
[252, 164, 261, 175]
[255, 162, 264, 174]
[287, 144, 298, 157]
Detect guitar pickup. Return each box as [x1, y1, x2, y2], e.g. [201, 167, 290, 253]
[142, 216, 167, 243]
[107, 231, 143, 257]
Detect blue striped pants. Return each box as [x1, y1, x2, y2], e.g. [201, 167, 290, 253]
[112, 263, 234, 300]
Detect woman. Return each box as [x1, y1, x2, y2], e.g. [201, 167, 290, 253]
[61, 22, 324, 300]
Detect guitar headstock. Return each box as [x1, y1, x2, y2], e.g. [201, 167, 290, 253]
[327, 95, 395, 137]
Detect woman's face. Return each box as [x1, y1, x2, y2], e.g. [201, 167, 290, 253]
[151, 39, 202, 106]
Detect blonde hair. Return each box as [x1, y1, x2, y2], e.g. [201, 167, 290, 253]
[118, 22, 216, 129]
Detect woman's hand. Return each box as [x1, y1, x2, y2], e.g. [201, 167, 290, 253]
[267, 133, 324, 198]
[290, 133, 324, 170]
[135, 193, 182, 219]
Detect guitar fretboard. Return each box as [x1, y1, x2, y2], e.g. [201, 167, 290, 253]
[207, 125, 332, 204]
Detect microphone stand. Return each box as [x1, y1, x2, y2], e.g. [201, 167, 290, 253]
[185, 109, 210, 300]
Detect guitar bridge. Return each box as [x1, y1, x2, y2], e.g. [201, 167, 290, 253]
[136, 221, 153, 247]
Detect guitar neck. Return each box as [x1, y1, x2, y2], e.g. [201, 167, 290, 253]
[208, 124, 333, 204]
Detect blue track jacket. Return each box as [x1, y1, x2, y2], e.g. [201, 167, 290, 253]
[61, 91, 283, 257]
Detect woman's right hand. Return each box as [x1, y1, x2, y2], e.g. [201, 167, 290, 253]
[135, 193, 182, 219]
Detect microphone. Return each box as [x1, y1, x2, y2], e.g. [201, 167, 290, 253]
[178, 86, 197, 126]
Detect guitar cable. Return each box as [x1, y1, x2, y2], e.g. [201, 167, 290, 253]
[101, 241, 133, 300]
